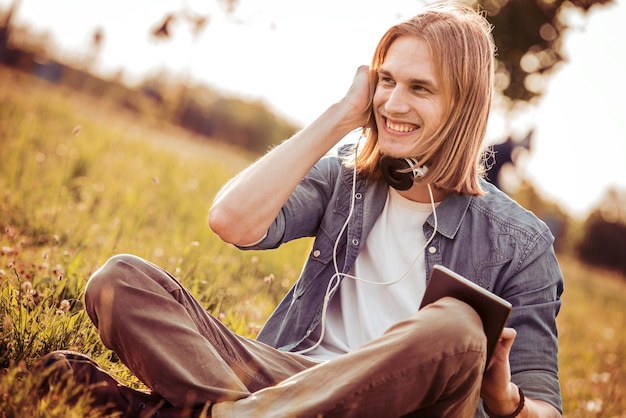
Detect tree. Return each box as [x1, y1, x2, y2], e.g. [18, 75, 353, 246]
[143, 0, 615, 152]
[476, 0, 614, 104]
[149, 0, 612, 108]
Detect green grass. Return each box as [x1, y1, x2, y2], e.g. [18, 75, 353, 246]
[556, 258, 626, 416]
[1, 66, 625, 417]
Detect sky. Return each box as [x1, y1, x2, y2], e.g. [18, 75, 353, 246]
[2, 0, 625, 218]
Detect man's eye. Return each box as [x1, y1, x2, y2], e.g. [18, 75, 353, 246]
[379, 77, 394, 86]
[413, 85, 430, 93]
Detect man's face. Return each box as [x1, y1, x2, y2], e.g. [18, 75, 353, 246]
[373, 35, 447, 159]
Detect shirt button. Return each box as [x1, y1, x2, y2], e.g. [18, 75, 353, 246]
[312, 249, 321, 258]
[355, 193, 362, 200]
[352, 239, 359, 246]
[428, 246, 437, 254]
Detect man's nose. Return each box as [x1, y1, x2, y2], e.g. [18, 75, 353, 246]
[384, 87, 411, 114]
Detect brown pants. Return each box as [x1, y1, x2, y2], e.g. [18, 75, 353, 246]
[84, 254, 486, 418]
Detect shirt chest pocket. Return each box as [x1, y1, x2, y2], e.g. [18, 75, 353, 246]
[293, 224, 346, 299]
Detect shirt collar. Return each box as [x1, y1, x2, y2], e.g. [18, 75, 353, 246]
[425, 191, 472, 239]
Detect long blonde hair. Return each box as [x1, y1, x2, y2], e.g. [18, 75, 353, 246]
[354, 3, 495, 196]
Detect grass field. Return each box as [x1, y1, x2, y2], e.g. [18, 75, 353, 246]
[1, 66, 625, 417]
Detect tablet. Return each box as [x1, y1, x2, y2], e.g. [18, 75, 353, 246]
[419, 265, 512, 364]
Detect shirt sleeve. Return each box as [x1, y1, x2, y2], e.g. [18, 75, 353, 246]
[236, 155, 341, 251]
[500, 226, 564, 413]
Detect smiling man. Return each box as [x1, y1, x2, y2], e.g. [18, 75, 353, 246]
[39, 3, 563, 417]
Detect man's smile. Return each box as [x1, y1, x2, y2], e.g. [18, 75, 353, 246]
[383, 117, 419, 134]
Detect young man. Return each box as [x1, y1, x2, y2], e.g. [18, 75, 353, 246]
[38, 3, 563, 417]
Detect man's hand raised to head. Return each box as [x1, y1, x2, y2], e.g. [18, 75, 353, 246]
[336, 65, 374, 132]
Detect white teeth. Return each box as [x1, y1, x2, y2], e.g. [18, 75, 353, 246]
[386, 120, 416, 133]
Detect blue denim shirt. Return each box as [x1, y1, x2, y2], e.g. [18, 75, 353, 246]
[244, 149, 563, 414]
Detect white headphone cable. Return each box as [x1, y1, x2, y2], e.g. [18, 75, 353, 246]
[294, 138, 439, 354]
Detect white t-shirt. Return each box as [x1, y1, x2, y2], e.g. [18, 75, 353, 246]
[302, 187, 434, 360]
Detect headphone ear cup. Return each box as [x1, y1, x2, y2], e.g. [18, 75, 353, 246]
[379, 156, 414, 191]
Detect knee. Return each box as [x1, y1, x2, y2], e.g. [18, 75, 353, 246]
[84, 254, 146, 326]
[86, 254, 141, 296]
[409, 297, 487, 355]
[434, 297, 485, 342]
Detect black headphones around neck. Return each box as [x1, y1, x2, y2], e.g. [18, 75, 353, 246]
[379, 156, 428, 191]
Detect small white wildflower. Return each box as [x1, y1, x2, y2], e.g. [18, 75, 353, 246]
[585, 399, 603, 413]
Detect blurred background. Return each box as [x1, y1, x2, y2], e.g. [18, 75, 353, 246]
[1, 0, 625, 273]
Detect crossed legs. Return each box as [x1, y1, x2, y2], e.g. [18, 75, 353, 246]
[84, 254, 486, 417]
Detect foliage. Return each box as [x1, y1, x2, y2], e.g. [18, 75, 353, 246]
[176, 85, 297, 154]
[0, 29, 299, 156]
[477, 0, 614, 103]
[148, 0, 615, 107]
[1, 67, 626, 416]
[571, 188, 626, 275]
[577, 212, 626, 276]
